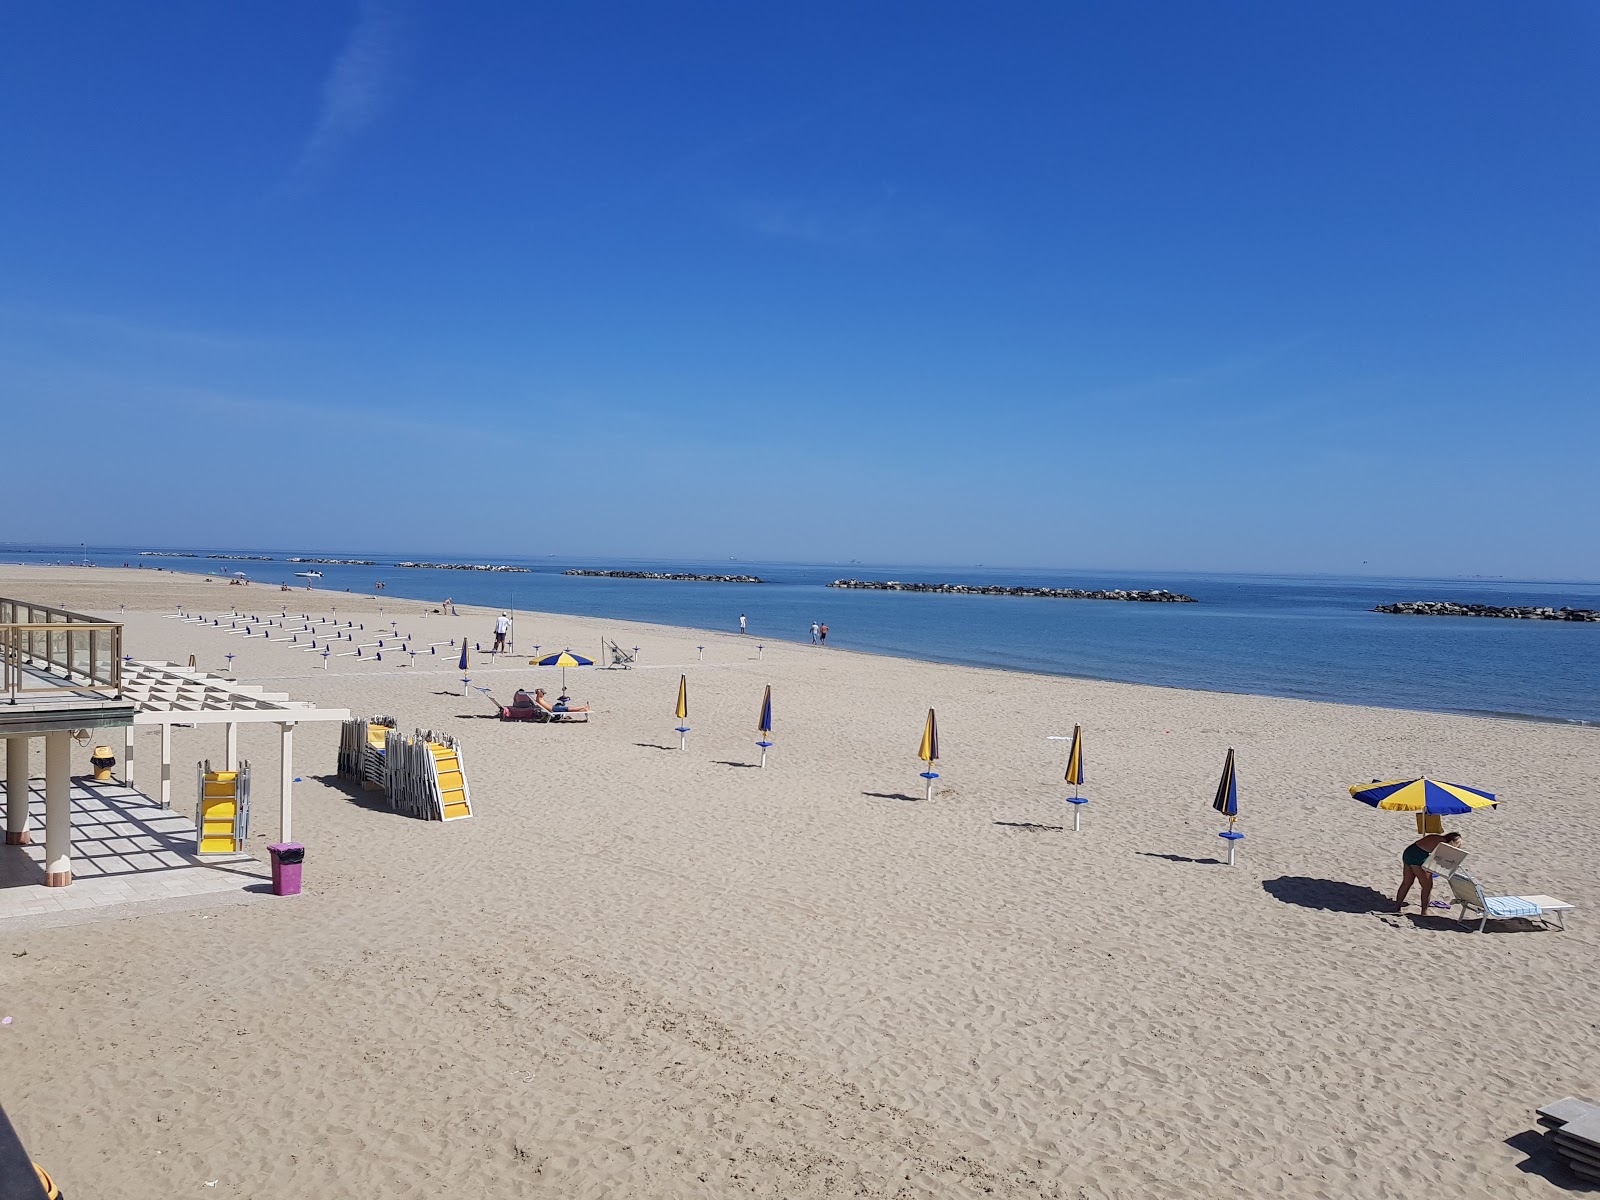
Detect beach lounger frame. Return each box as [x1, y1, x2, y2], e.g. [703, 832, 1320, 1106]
[1448, 871, 1565, 932]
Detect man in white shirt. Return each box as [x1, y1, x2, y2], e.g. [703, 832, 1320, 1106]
[493, 612, 511, 653]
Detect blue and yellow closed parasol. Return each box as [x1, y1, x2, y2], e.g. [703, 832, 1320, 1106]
[756, 685, 773, 768]
[918, 709, 939, 800]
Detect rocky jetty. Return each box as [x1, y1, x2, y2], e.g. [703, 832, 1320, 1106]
[827, 579, 1197, 602]
[563, 570, 765, 583]
[395, 562, 531, 573]
[288, 557, 377, 566]
[205, 553, 273, 561]
[1374, 601, 1600, 621]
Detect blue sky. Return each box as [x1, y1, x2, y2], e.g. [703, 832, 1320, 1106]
[2, 2, 1596, 578]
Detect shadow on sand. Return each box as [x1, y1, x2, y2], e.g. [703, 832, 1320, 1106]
[1138, 851, 1223, 866]
[995, 821, 1065, 832]
[862, 791, 920, 803]
[1505, 1128, 1600, 1191]
[311, 773, 391, 814]
[713, 761, 760, 769]
[1261, 876, 1393, 913]
[632, 743, 677, 752]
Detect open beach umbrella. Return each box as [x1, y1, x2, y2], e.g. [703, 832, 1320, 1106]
[1063, 724, 1087, 830]
[1213, 748, 1242, 865]
[532, 648, 592, 690]
[756, 685, 773, 768]
[1349, 777, 1496, 835]
[675, 674, 690, 750]
[918, 708, 940, 801]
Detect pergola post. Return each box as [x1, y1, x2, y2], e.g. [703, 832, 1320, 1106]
[160, 722, 172, 808]
[279, 722, 295, 843]
[123, 724, 136, 788]
[44, 730, 71, 887]
[225, 722, 239, 773]
[5, 735, 31, 846]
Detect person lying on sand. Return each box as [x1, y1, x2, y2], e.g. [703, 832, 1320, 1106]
[1396, 830, 1460, 914]
[533, 688, 589, 716]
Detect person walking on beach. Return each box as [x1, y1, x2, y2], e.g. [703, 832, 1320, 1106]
[819, 622, 829, 646]
[493, 612, 511, 653]
[739, 613, 747, 635]
[1396, 830, 1460, 914]
[810, 621, 820, 644]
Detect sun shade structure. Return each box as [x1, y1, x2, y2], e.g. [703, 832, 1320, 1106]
[1213, 748, 1242, 864]
[531, 649, 592, 690]
[1350, 777, 1497, 836]
[917, 708, 939, 801]
[1063, 724, 1086, 830]
[756, 685, 773, 768]
[674, 675, 690, 750]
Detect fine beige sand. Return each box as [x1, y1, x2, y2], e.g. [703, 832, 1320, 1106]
[2, 563, 1597, 1199]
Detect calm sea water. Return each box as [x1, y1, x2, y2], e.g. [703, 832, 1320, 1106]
[8, 544, 1598, 724]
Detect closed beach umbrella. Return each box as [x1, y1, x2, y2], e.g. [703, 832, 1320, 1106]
[1063, 724, 1087, 830]
[531, 648, 593, 690]
[756, 684, 773, 768]
[675, 674, 690, 750]
[458, 642, 470, 672]
[918, 708, 940, 800]
[1213, 748, 1243, 864]
[1349, 777, 1496, 836]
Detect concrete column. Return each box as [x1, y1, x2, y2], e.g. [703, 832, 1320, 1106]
[225, 722, 238, 773]
[5, 735, 31, 845]
[44, 731, 71, 887]
[280, 723, 295, 843]
[124, 724, 136, 788]
[160, 723, 172, 808]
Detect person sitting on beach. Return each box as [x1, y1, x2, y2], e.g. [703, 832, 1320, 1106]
[1396, 830, 1460, 914]
[533, 688, 589, 716]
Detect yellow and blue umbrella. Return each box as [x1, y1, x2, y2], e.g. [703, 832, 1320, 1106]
[756, 685, 773, 768]
[531, 648, 592, 690]
[1350, 777, 1496, 835]
[1063, 724, 1086, 830]
[674, 674, 690, 750]
[918, 708, 939, 800]
[1213, 748, 1242, 864]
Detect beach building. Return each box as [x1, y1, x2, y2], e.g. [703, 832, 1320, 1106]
[2, 596, 345, 896]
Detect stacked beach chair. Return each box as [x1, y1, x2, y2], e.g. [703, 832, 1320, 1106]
[1537, 1096, 1600, 1183]
[337, 716, 397, 790]
[385, 728, 473, 822]
[337, 716, 471, 822]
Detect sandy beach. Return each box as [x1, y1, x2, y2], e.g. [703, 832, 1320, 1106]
[2, 563, 1596, 1199]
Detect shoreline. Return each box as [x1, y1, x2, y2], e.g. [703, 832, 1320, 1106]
[7, 562, 1595, 729]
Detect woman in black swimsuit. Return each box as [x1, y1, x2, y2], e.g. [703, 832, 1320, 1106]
[1396, 830, 1460, 914]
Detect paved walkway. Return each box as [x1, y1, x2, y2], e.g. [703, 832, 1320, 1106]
[0, 778, 270, 927]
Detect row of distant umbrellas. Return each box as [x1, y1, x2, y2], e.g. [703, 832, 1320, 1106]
[459, 650, 1503, 851]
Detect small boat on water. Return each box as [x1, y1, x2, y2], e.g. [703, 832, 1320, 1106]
[294, 570, 323, 579]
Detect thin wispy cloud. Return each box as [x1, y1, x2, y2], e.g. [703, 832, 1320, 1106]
[286, 0, 411, 192]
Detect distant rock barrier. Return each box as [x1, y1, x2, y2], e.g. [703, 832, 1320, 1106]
[396, 562, 531, 573]
[289, 557, 377, 566]
[564, 570, 766, 583]
[1374, 601, 1600, 621]
[827, 579, 1197, 602]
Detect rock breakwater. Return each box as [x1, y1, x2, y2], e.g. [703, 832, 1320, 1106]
[827, 579, 1196, 602]
[1374, 601, 1600, 621]
[563, 570, 765, 583]
[396, 562, 531, 573]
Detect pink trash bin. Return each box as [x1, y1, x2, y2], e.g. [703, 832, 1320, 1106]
[267, 843, 304, 896]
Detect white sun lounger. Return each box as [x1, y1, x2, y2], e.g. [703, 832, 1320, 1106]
[1448, 871, 1570, 931]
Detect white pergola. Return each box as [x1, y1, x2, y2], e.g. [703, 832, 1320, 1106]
[121, 661, 349, 843]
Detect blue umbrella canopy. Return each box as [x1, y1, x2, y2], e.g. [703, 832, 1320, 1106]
[1212, 748, 1238, 818]
[757, 685, 773, 734]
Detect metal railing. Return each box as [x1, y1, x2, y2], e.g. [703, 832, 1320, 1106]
[0, 597, 123, 704]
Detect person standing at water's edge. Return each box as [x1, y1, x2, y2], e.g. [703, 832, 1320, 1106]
[1396, 830, 1460, 914]
[493, 612, 511, 653]
[819, 622, 829, 646]
[739, 613, 747, 635]
[810, 621, 819, 644]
